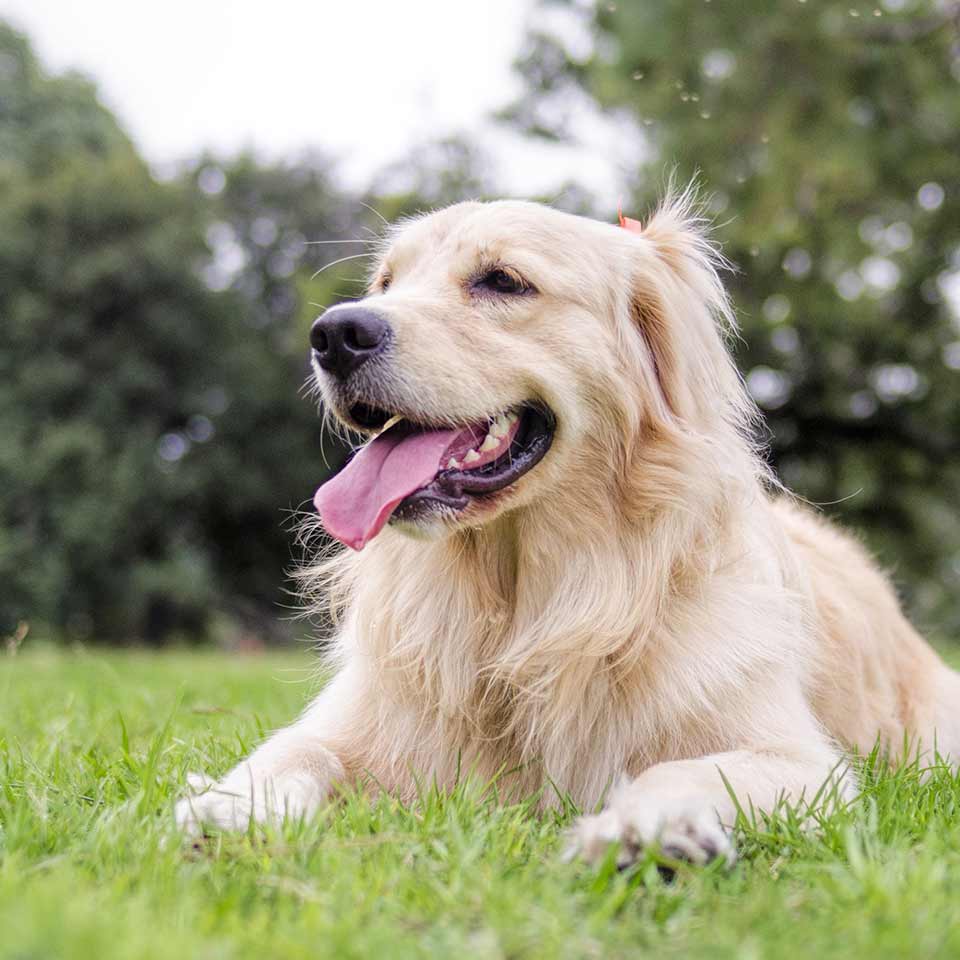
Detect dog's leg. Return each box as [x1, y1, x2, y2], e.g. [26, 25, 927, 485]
[570, 702, 850, 868]
[174, 665, 360, 835]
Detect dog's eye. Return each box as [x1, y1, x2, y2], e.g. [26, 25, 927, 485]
[473, 268, 529, 297]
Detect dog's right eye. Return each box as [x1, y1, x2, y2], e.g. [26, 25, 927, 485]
[472, 267, 532, 297]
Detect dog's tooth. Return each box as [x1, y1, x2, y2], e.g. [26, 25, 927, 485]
[490, 415, 508, 438]
[379, 415, 403, 434]
[479, 434, 499, 452]
[506, 411, 518, 424]
[447, 457, 461, 469]
[464, 449, 481, 463]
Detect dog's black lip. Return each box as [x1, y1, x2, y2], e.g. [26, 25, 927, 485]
[390, 404, 555, 522]
[347, 401, 394, 432]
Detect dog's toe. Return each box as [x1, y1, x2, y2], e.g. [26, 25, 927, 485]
[658, 810, 735, 867]
[569, 804, 735, 870]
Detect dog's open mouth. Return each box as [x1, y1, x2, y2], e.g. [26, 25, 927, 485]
[313, 404, 555, 550]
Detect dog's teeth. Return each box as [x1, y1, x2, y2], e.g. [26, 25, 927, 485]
[506, 411, 518, 424]
[479, 434, 499, 452]
[464, 449, 481, 463]
[490, 417, 508, 439]
[447, 458, 461, 469]
[380, 415, 403, 434]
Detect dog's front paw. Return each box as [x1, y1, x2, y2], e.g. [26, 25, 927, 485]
[568, 790, 736, 869]
[174, 767, 324, 835]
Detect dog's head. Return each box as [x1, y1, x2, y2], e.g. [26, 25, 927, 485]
[311, 197, 751, 550]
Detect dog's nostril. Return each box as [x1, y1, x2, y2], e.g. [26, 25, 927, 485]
[348, 318, 384, 349]
[311, 328, 329, 353]
[341, 324, 361, 351]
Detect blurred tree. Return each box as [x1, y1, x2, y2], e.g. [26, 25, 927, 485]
[511, 0, 960, 638]
[368, 136, 494, 208]
[0, 23, 233, 641]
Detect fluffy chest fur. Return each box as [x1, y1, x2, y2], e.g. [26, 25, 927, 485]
[322, 492, 810, 809]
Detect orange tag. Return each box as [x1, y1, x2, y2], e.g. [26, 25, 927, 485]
[617, 199, 643, 233]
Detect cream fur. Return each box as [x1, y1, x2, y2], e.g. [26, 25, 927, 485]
[176, 194, 960, 865]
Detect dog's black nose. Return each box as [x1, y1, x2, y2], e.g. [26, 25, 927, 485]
[310, 307, 391, 380]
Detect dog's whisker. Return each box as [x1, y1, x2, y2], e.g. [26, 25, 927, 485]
[357, 200, 390, 227]
[309, 252, 376, 281]
[302, 239, 372, 245]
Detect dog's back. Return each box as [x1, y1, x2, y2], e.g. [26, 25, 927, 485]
[773, 497, 960, 760]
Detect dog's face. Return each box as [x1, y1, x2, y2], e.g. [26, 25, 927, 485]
[310, 199, 739, 550]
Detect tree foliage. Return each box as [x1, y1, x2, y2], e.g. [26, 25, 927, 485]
[0, 24, 228, 640]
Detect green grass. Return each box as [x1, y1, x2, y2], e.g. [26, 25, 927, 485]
[2, 647, 960, 959]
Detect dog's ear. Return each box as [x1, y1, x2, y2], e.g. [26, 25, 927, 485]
[625, 193, 747, 427]
[628, 249, 689, 421]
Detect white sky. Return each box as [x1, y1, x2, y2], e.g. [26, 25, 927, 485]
[0, 0, 628, 197]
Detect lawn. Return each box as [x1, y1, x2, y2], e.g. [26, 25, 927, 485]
[2, 647, 960, 959]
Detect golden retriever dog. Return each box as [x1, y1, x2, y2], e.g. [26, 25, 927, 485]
[176, 192, 960, 866]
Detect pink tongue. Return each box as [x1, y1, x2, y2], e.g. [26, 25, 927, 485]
[314, 426, 464, 550]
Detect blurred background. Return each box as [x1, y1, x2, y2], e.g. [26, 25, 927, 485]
[1, 0, 958, 649]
